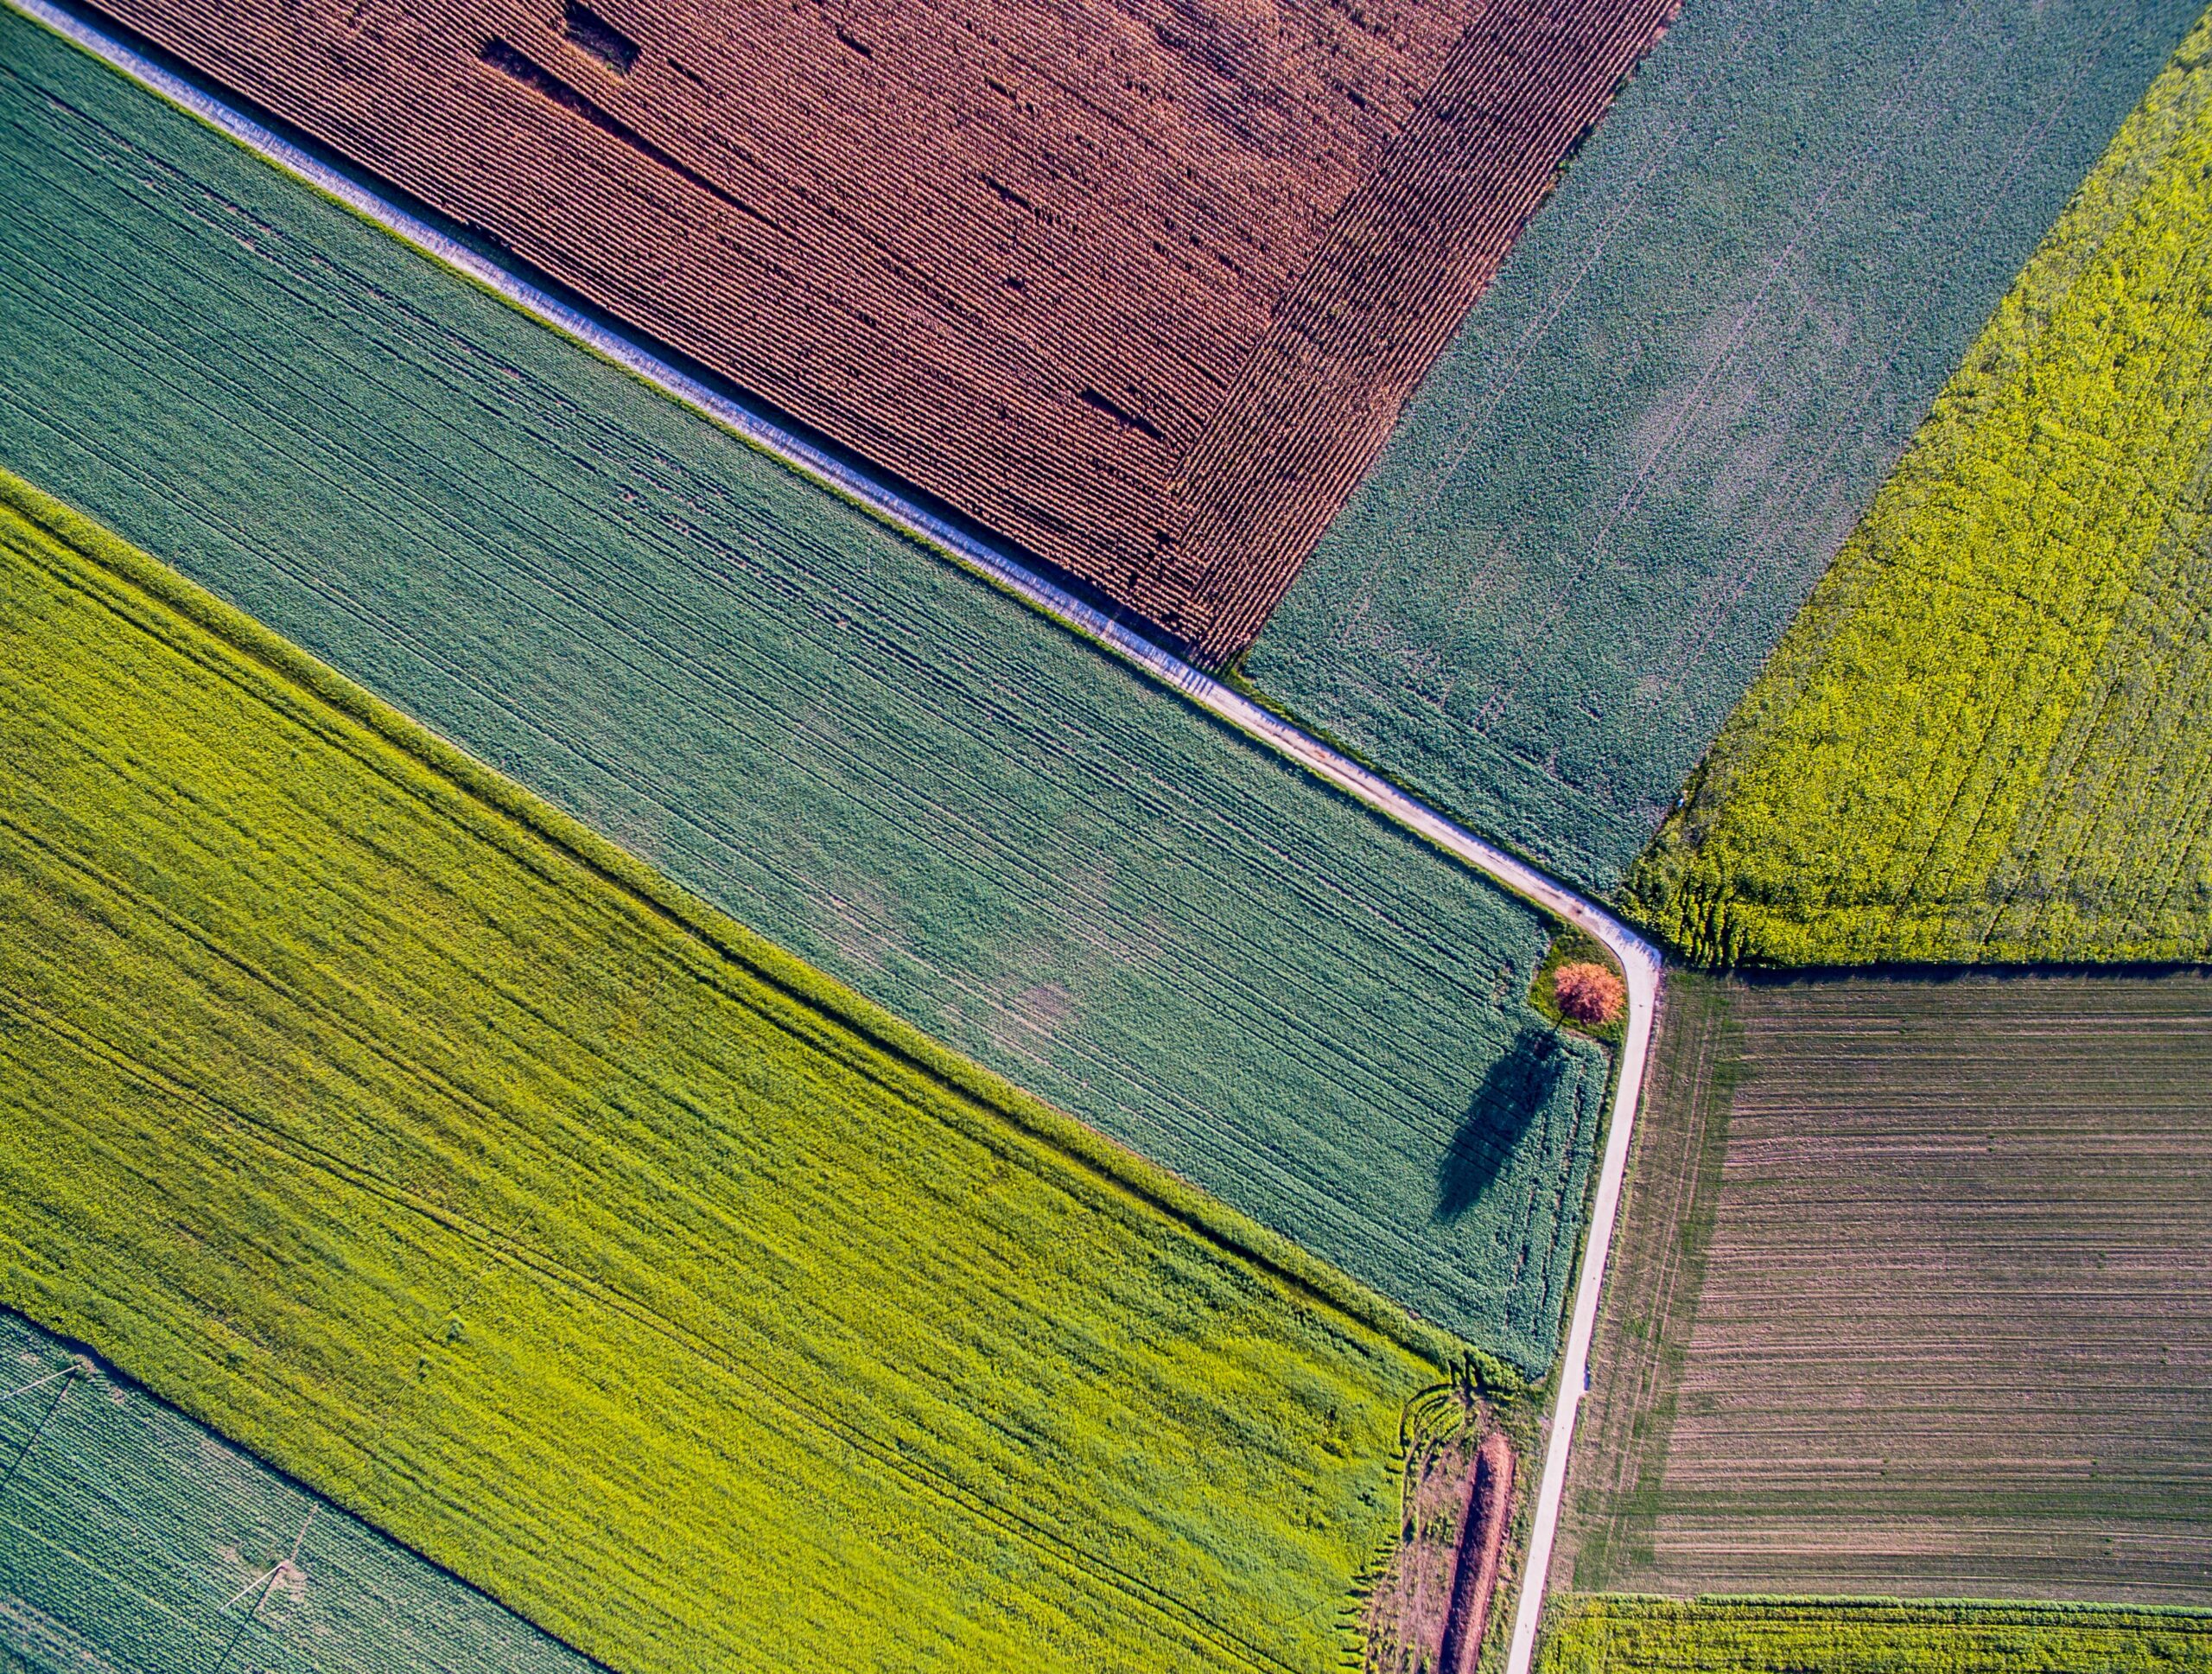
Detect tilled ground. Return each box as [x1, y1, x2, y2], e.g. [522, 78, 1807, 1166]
[1560, 970, 2212, 1603]
[78, 0, 1673, 660]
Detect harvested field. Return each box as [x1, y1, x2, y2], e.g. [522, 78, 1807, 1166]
[0, 1310, 596, 1674]
[75, 0, 1675, 661]
[1540, 1596, 2212, 1673]
[0, 468, 1454, 1673]
[1557, 971, 2212, 1603]
[1246, 0, 2199, 892]
[0, 12, 1608, 1373]
[1633, 12, 2212, 966]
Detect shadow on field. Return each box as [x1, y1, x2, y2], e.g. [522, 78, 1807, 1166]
[1434, 1027, 1564, 1222]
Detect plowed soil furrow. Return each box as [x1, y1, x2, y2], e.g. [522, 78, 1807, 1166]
[1560, 970, 2212, 1605]
[80, 0, 1675, 659]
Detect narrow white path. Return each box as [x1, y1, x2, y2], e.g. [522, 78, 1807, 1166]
[11, 4, 1662, 1662]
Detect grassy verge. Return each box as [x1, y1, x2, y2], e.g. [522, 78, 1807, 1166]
[1528, 926, 1627, 1047]
[1541, 1595, 2212, 1671]
[1553, 975, 1736, 1591]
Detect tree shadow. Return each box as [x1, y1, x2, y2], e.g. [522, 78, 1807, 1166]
[1434, 1027, 1565, 1223]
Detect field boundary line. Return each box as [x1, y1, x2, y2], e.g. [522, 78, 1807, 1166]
[1, 464, 1467, 1379]
[5, 5, 1662, 1661]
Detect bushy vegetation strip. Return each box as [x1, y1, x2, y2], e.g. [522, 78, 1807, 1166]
[0, 1309, 598, 1674]
[1555, 971, 2212, 1603]
[1633, 12, 2212, 964]
[1540, 1596, 2212, 1671]
[1246, 0, 2198, 893]
[0, 7, 1605, 1371]
[0, 467, 1465, 1672]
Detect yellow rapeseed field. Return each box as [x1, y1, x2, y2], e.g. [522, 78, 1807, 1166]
[0, 468, 1458, 1673]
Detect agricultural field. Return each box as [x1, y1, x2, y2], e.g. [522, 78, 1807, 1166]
[1540, 1597, 2212, 1672]
[0, 9, 1610, 1373]
[0, 468, 1469, 1673]
[1632, 12, 2212, 966]
[0, 1310, 596, 1673]
[1554, 971, 2212, 1603]
[79, 0, 1675, 660]
[1243, 0, 2199, 894]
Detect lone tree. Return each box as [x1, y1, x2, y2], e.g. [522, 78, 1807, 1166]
[1552, 962, 1626, 1026]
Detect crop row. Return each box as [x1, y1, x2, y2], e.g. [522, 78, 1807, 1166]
[0, 10, 1605, 1374]
[82, 0, 1670, 659]
[1558, 970, 2212, 1603]
[0, 467, 1454, 1673]
[1630, 9, 2212, 965]
[1540, 1596, 2212, 1672]
[1247, 0, 2199, 892]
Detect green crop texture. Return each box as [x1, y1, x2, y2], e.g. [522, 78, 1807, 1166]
[1632, 14, 2212, 965]
[0, 1309, 596, 1672]
[1540, 1597, 2212, 1671]
[0, 10, 1605, 1372]
[1244, 0, 2196, 894]
[0, 469, 1456, 1673]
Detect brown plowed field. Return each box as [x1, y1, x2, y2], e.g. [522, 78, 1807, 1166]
[1560, 971, 2212, 1604]
[84, 0, 1675, 659]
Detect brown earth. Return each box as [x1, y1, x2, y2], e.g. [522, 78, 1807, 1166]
[1368, 1422, 1516, 1672]
[1438, 1429, 1513, 1674]
[83, 0, 1675, 660]
[1560, 970, 2212, 1604]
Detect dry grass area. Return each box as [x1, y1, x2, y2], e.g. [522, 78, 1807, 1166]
[1364, 1394, 1517, 1674]
[1559, 970, 2212, 1602]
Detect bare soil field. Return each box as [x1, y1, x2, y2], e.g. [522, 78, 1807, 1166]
[81, 0, 1672, 661]
[1559, 970, 2212, 1602]
[1365, 1397, 1518, 1674]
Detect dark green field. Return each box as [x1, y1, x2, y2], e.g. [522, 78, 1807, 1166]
[1245, 0, 2196, 893]
[0, 1309, 597, 1673]
[1558, 970, 2212, 1601]
[0, 10, 1603, 1372]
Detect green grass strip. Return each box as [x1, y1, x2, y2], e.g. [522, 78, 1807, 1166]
[0, 463, 1467, 1671]
[1630, 11, 2212, 965]
[1541, 1594, 2212, 1671]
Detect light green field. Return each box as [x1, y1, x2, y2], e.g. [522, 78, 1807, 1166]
[1541, 1597, 2212, 1671]
[1630, 13, 2212, 964]
[0, 468, 1457, 1673]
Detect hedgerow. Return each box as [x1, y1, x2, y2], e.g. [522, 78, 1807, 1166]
[1630, 12, 2212, 965]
